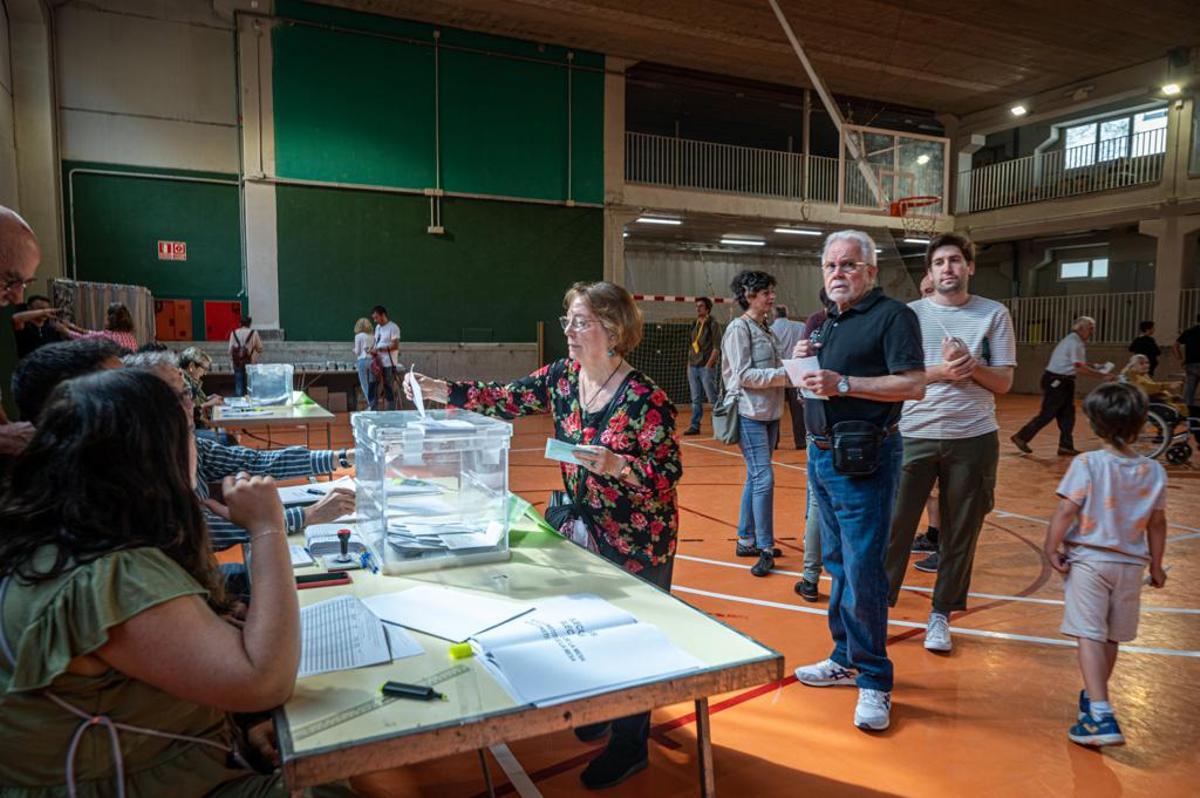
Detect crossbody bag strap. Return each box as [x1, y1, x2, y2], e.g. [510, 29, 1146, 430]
[805, 313, 838, 438]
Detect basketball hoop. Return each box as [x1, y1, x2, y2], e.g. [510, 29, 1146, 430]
[890, 195, 940, 240]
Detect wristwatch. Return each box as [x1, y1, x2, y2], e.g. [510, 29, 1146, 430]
[836, 375, 851, 395]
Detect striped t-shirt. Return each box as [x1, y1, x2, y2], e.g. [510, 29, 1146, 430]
[899, 295, 1017, 439]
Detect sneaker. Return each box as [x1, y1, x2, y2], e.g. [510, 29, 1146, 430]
[913, 552, 940, 573]
[854, 688, 892, 731]
[574, 721, 611, 742]
[924, 613, 952, 652]
[794, 578, 820, 602]
[579, 742, 649, 789]
[1010, 434, 1032, 454]
[683, 427, 701, 436]
[735, 541, 758, 557]
[911, 531, 938, 554]
[1068, 712, 1125, 747]
[1058, 446, 1081, 456]
[794, 658, 858, 687]
[750, 551, 774, 577]
[1078, 689, 1090, 721]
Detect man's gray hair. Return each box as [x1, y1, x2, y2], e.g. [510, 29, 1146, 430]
[122, 350, 178, 375]
[821, 230, 878, 267]
[1072, 316, 1096, 332]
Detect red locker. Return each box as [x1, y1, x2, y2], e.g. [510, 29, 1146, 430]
[204, 301, 242, 342]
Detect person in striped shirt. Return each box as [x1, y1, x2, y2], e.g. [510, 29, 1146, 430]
[884, 233, 1017, 654]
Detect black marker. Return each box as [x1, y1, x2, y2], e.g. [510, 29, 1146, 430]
[382, 681, 445, 701]
[306, 488, 325, 496]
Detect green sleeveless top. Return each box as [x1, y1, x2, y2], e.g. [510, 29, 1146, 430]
[0, 547, 283, 797]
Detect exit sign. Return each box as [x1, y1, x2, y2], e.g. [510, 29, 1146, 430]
[157, 240, 187, 261]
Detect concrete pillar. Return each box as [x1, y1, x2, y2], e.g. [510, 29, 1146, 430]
[603, 208, 639, 285]
[8, 0, 63, 281]
[602, 58, 634, 285]
[1140, 213, 1200, 341]
[238, 15, 280, 330]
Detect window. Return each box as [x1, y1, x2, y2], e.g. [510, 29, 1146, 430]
[1063, 108, 1168, 168]
[1059, 257, 1108, 280]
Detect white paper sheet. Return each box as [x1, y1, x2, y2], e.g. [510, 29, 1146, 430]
[298, 595, 392, 678]
[277, 476, 357, 507]
[544, 437, 584, 465]
[405, 365, 425, 417]
[382, 622, 426, 661]
[782, 357, 827, 401]
[363, 584, 533, 643]
[289, 544, 315, 568]
[472, 594, 635, 651]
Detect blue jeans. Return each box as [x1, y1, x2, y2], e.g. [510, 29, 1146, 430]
[802, 483, 822, 582]
[687, 365, 718, 430]
[808, 433, 903, 691]
[368, 365, 396, 410]
[736, 416, 779, 551]
[233, 369, 246, 398]
[356, 359, 371, 409]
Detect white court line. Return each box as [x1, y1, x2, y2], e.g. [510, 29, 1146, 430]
[672, 585, 1200, 659]
[488, 743, 542, 798]
[673, 553, 1200, 615]
[680, 439, 1200, 539]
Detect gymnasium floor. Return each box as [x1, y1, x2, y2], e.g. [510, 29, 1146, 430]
[259, 394, 1200, 797]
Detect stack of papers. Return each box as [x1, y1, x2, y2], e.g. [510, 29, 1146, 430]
[363, 584, 532, 642]
[298, 595, 391, 678]
[277, 475, 357, 507]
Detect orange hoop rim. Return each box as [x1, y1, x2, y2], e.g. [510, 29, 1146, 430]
[889, 195, 941, 216]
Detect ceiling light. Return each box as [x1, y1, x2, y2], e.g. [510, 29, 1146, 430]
[774, 227, 822, 236]
[1162, 83, 1182, 96]
[903, 237, 931, 245]
[721, 237, 765, 247]
[1010, 105, 1028, 117]
[916, 154, 931, 165]
[636, 216, 681, 225]
[875, 248, 883, 254]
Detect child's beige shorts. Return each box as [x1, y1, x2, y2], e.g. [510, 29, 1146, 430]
[1061, 560, 1144, 643]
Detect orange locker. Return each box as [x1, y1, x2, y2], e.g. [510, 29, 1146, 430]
[154, 299, 193, 341]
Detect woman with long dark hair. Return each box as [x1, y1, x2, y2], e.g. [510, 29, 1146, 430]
[0, 369, 315, 796]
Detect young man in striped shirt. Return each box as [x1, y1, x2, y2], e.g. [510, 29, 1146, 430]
[884, 233, 1017, 653]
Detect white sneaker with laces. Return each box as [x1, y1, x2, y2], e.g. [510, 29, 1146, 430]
[794, 658, 858, 687]
[924, 613, 952, 652]
[854, 688, 892, 731]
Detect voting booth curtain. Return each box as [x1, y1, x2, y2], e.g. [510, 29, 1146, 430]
[50, 279, 156, 348]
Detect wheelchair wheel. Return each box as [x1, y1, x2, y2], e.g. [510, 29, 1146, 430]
[1131, 410, 1169, 459]
[1166, 444, 1193, 465]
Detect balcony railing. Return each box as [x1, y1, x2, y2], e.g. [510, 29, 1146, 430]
[957, 128, 1167, 213]
[1182, 289, 1200, 332]
[1002, 291, 1154, 345]
[625, 132, 838, 202]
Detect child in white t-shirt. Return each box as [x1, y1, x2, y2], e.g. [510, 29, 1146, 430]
[1044, 382, 1168, 748]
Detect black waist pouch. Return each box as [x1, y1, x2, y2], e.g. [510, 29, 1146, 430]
[545, 489, 577, 531]
[831, 420, 884, 477]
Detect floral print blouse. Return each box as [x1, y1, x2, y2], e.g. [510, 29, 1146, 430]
[448, 359, 682, 573]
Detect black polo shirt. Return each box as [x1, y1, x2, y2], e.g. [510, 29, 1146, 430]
[805, 287, 924, 433]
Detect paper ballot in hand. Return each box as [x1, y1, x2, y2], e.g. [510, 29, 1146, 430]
[405, 365, 426, 418]
[782, 357, 827, 401]
[544, 438, 585, 466]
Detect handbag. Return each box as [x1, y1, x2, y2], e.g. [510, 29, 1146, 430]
[830, 420, 885, 477]
[712, 320, 753, 445]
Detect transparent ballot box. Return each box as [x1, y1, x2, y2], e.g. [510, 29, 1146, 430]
[246, 364, 294, 406]
[353, 409, 513, 574]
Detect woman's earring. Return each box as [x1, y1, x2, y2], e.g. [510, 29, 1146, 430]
[607, 348, 615, 357]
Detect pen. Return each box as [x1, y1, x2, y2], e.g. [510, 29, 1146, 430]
[382, 681, 445, 701]
[306, 488, 325, 496]
[359, 549, 380, 574]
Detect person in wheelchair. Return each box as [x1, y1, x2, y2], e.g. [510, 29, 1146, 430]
[1120, 354, 1200, 459]
[1121, 354, 1192, 417]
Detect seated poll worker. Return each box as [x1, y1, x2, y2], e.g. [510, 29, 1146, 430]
[789, 230, 926, 733]
[407, 280, 682, 791]
[122, 351, 357, 551]
[0, 369, 354, 796]
[11, 338, 126, 422]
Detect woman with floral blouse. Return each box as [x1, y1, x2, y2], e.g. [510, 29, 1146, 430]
[408, 280, 681, 790]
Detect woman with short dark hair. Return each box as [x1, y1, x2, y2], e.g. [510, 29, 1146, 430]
[62, 301, 138, 352]
[722, 270, 790, 577]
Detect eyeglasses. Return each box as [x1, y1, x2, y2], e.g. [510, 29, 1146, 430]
[1, 275, 36, 293]
[821, 260, 869, 274]
[558, 316, 596, 333]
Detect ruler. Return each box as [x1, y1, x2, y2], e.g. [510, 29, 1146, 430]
[291, 663, 471, 741]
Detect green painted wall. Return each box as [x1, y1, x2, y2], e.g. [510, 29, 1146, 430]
[275, 187, 602, 360]
[63, 162, 242, 340]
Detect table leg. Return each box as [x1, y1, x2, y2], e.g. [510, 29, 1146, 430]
[478, 749, 496, 798]
[695, 697, 715, 797]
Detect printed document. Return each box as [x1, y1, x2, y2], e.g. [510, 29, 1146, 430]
[298, 595, 392, 678]
[363, 584, 532, 642]
[782, 357, 826, 401]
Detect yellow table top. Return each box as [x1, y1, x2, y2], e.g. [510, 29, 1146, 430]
[277, 512, 780, 770]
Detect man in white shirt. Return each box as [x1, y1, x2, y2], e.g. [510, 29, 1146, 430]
[770, 305, 808, 448]
[228, 316, 263, 398]
[369, 304, 401, 410]
[1012, 316, 1110, 456]
[884, 233, 1016, 653]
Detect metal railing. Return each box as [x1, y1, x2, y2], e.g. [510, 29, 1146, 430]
[1002, 291, 1154, 345]
[625, 132, 838, 202]
[1182, 289, 1200, 331]
[957, 128, 1167, 213]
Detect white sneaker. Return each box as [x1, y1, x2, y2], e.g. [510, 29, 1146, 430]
[924, 613, 952, 652]
[854, 688, 892, 731]
[794, 658, 858, 687]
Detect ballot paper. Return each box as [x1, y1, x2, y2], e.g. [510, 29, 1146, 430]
[405, 365, 425, 418]
[363, 584, 532, 642]
[277, 476, 357, 507]
[782, 357, 827, 401]
[544, 437, 584, 465]
[289, 544, 316, 568]
[298, 595, 392, 678]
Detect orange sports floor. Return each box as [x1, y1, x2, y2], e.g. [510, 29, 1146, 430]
[247, 394, 1200, 797]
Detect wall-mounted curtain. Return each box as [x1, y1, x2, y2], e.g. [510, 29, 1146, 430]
[49, 279, 155, 347]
